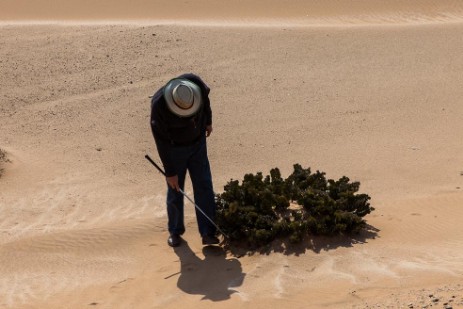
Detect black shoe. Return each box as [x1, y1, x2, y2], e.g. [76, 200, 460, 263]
[202, 234, 220, 245]
[168, 234, 181, 247]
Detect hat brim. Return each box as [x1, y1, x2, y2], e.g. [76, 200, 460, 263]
[164, 78, 202, 117]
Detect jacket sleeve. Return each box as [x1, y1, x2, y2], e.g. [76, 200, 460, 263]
[204, 88, 212, 126]
[198, 76, 212, 126]
[150, 91, 177, 177]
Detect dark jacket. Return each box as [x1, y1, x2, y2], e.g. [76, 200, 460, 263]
[150, 73, 212, 176]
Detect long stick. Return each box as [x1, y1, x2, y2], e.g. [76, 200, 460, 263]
[145, 154, 229, 239]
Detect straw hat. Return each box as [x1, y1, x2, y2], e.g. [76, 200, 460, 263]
[163, 78, 203, 117]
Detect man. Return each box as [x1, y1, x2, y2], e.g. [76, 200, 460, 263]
[150, 73, 219, 247]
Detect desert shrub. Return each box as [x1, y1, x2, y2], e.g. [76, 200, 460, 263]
[216, 164, 374, 248]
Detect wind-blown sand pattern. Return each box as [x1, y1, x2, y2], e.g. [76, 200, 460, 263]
[1, 1, 463, 308]
[2, 0, 463, 26]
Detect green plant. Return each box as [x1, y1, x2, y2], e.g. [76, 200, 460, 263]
[216, 164, 374, 249]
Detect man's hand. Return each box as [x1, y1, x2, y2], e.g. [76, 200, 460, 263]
[206, 125, 213, 137]
[166, 175, 180, 191]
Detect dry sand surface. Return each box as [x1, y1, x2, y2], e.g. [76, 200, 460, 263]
[1, 0, 463, 25]
[1, 1, 463, 308]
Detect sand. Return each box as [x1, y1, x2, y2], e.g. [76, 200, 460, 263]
[1, 1, 463, 308]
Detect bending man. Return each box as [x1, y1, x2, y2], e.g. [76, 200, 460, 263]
[150, 73, 219, 247]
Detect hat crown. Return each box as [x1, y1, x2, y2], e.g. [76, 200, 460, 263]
[163, 77, 202, 117]
[172, 84, 194, 109]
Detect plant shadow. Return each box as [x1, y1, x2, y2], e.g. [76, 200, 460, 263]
[173, 241, 246, 301]
[224, 223, 380, 257]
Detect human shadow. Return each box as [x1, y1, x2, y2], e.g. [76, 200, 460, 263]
[225, 223, 380, 257]
[173, 241, 246, 301]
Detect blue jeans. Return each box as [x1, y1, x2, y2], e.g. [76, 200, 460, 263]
[166, 136, 216, 237]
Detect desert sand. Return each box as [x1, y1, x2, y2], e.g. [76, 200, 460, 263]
[1, 1, 463, 308]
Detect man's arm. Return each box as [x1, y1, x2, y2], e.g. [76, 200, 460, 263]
[179, 73, 213, 134]
[150, 91, 177, 178]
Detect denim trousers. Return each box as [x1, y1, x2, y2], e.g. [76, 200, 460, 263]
[166, 136, 216, 237]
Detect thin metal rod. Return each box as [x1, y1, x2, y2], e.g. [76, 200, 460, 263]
[145, 154, 229, 239]
[145, 154, 167, 176]
[178, 188, 229, 239]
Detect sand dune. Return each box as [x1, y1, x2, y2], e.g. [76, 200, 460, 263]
[1, 1, 463, 308]
[1, 0, 463, 25]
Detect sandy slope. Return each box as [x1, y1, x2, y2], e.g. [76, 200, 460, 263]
[1, 0, 463, 25]
[1, 7, 463, 309]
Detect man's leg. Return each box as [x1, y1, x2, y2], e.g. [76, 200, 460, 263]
[166, 148, 189, 236]
[188, 137, 217, 238]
